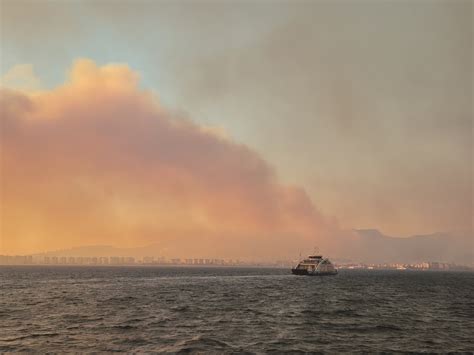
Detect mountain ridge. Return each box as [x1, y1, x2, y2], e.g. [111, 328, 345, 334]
[25, 229, 473, 265]
[344, 229, 472, 264]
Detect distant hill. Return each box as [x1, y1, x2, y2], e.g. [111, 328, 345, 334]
[341, 229, 473, 264]
[31, 229, 473, 265]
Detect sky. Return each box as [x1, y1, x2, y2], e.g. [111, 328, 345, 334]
[0, 0, 472, 257]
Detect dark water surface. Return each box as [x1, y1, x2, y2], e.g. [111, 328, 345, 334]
[1, 266, 473, 352]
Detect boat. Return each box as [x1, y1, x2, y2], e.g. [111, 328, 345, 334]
[291, 254, 338, 276]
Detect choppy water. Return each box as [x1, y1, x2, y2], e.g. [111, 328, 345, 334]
[1, 266, 473, 352]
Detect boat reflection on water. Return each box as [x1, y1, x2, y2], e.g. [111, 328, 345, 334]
[291, 254, 338, 276]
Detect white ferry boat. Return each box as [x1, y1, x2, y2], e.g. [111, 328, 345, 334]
[291, 254, 338, 276]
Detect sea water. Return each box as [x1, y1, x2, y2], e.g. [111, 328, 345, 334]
[1, 266, 473, 352]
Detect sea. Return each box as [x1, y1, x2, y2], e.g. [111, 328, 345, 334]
[0, 266, 473, 353]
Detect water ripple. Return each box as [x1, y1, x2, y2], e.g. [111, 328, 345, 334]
[0, 266, 473, 352]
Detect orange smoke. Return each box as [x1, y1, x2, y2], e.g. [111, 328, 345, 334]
[0, 59, 334, 257]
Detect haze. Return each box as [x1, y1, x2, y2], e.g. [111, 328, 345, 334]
[0, 0, 472, 260]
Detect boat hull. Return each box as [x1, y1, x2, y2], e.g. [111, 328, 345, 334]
[291, 268, 337, 276]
